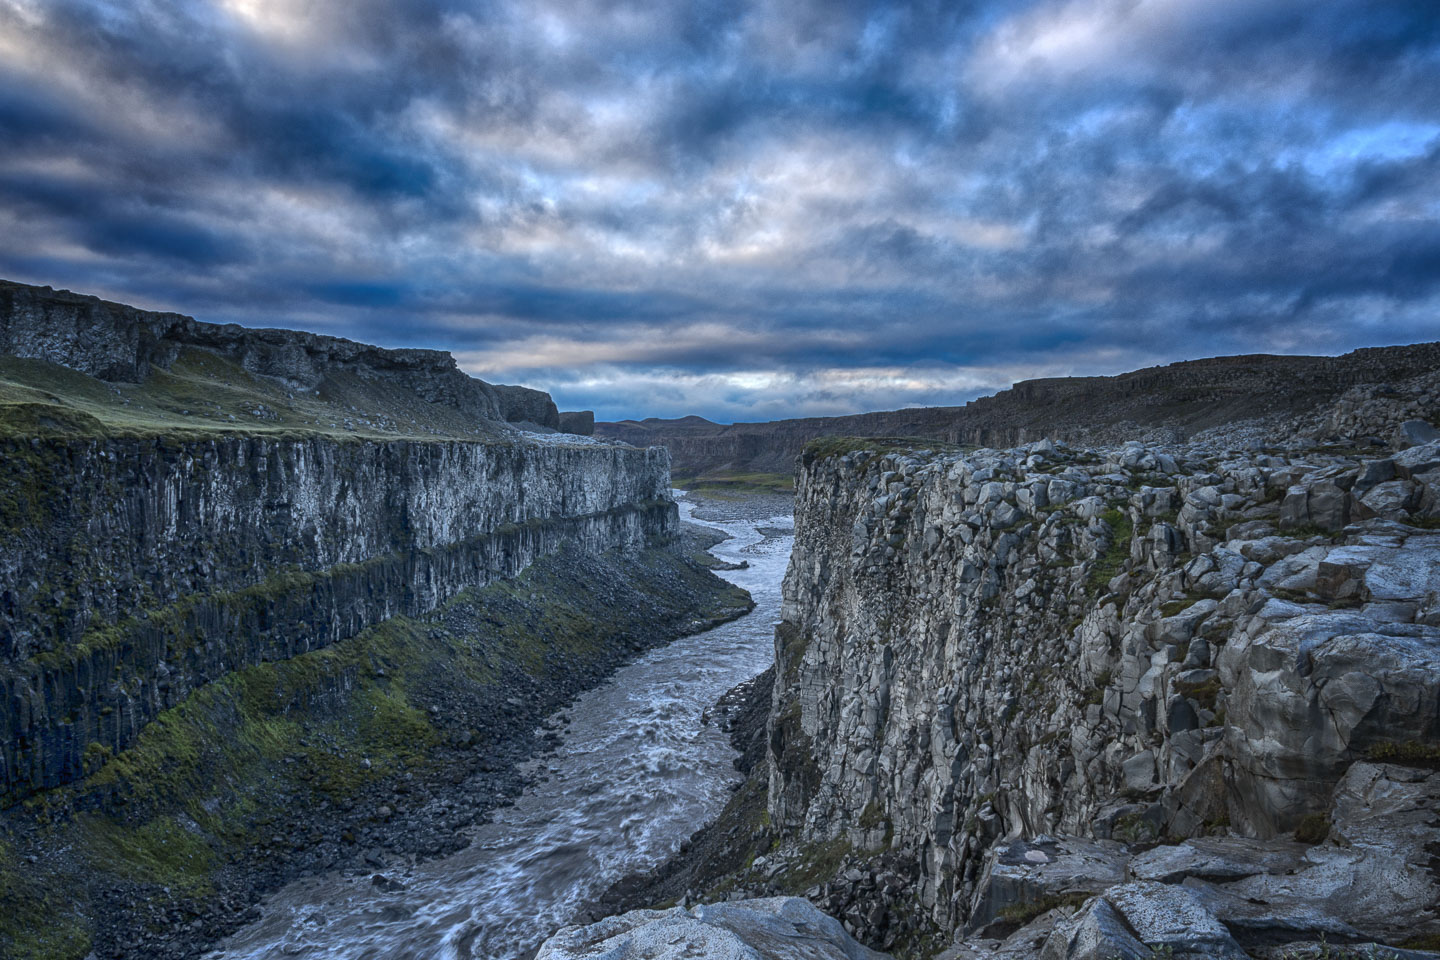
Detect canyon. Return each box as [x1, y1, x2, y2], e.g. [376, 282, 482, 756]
[0, 282, 749, 959]
[2, 279, 1438, 960]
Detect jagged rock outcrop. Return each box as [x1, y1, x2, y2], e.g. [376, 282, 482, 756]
[595, 342, 1440, 477]
[537, 897, 890, 960]
[760, 430, 1440, 953]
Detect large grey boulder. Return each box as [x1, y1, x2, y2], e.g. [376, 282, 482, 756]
[1038, 897, 1148, 960]
[966, 836, 1128, 936]
[1394, 419, 1440, 448]
[1041, 882, 1246, 960]
[536, 898, 891, 960]
[1219, 603, 1440, 835]
[1128, 836, 1309, 885]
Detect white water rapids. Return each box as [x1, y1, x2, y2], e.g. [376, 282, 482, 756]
[206, 496, 792, 960]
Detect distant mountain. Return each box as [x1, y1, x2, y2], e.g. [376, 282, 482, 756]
[596, 343, 1440, 477]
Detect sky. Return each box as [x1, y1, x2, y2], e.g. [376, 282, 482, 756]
[1, 0, 1438, 423]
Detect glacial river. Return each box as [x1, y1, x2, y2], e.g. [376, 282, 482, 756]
[208, 495, 792, 960]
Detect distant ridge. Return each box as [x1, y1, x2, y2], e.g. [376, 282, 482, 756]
[597, 342, 1440, 476]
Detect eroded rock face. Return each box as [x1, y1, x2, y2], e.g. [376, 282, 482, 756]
[536, 897, 891, 960]
[767, 435, 1440, 938]
[0, 435, 676, 806]
[966, 836, 1127, 937]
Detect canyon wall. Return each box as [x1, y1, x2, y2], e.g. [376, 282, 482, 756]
[0, 435, 674, 806]
[0, 280, 755, 959]
[764, 432, 1440, 947]
[0, 280, 678, 809]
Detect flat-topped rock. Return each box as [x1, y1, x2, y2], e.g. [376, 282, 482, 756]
[536, 898, 890, 960]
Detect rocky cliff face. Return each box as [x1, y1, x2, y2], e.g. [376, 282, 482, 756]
[595, 342, 1440, 478]
[0, 434, 674, 806]
[0, 279, 676, 809]
[758, 430, 1440, 952]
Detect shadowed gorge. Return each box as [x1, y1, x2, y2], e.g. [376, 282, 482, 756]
[0, 282, 753, 959]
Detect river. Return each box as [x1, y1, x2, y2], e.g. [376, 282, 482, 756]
[206, 494, 793, 960]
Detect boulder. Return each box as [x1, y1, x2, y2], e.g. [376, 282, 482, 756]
[1129, 836, 1309, 885]
[1042, 882, 1246, 960]
[1220, 609, 1440, 836]
[966, 836, 1128, 936]
[1358, 480, 1417, 520]
[1195, 764, 1440, 945]
[1394, 420, 1440, 449]
[1039, 897, 1148, 960]
[536, 898, 891, 960]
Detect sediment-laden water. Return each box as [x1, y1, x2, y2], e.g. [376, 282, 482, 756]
[207, 495, 792, 960]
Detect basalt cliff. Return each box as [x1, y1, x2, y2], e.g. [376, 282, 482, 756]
[578, 363, 1440, 960]
[0, 281, 750, 960]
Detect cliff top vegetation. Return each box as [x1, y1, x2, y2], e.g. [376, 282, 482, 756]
[0, 349, 514, 442]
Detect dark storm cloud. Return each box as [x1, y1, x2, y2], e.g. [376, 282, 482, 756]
[1, 0, 1438, 420]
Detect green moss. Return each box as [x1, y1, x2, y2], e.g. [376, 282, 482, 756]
[0, 351, 514, 442]
[1159, 597, 1201, 617]
[82, 814, 216, 895]
[5, 542, 752, 957]
[1177, 673, 1222, 713]
[0, 839, 93, 960]
[679, 471, 795, 496]
[996, 891, 1091, 925]
[858, 799, 887, 830]
[1366, 739, 1440, 769]
[1087, 508, 1134, 594]
[1280, 523, 1346, 542]
[1113, 812, 1160, 845]
[1, 917, 91, 960]
[776, 837, 853, 894]
[1399, 933, 1440, 951]
[1294, 813, 1330, 844]
[81, 742, 114, 776]
[776, 621, 810, 687]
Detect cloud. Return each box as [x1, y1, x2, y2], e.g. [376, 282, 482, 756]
[0, 0, 1438, 421]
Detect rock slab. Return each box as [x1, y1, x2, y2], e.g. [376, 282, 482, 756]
[537, 897, 891, 960]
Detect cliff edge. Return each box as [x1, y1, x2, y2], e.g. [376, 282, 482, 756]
[0, 279, 563, 436]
